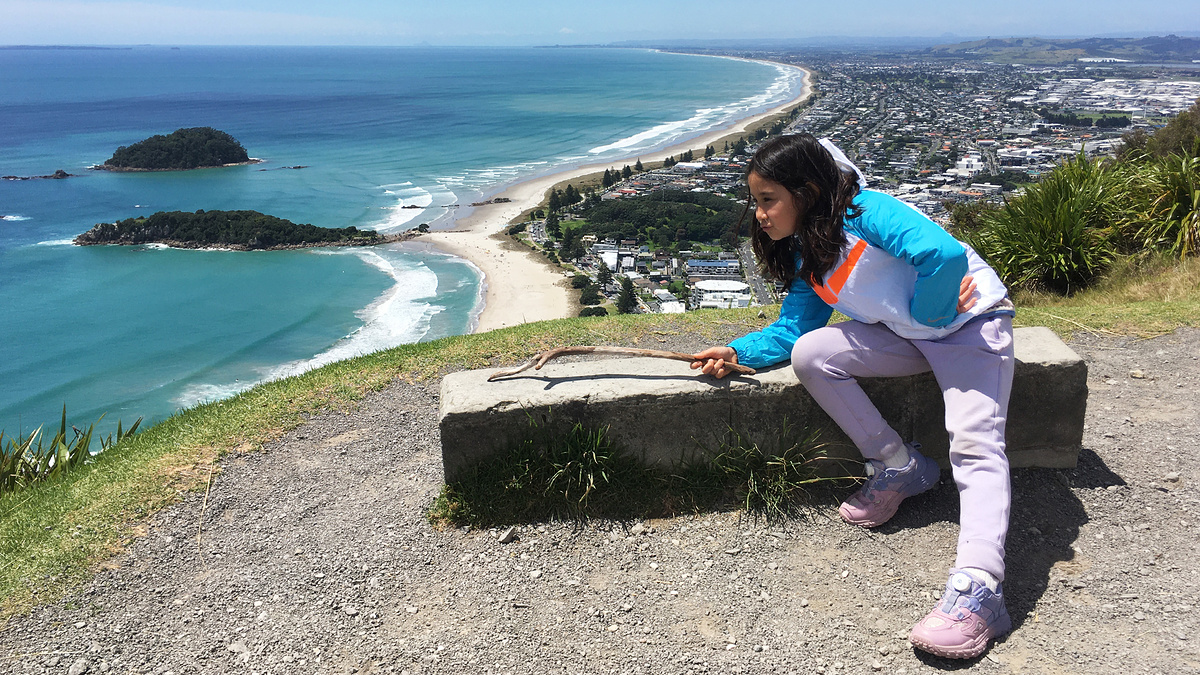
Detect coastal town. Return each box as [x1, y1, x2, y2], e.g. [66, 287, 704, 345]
[522, 56, 1200, 315]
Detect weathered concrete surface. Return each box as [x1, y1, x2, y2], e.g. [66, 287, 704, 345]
[439, 326, 1087, 482]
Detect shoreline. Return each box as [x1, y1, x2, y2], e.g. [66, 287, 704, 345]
[87, 159, 265, 172]
[422, 60, 812, 334]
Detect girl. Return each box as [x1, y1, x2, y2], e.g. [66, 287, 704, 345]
[692, 134, 1016, 660]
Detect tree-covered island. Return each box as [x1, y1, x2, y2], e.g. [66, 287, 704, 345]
[95, 127, 259, 171]
[74, 210, 413, 250]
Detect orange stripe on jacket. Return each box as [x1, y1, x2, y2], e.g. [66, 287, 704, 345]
[811, 238, 868, 305]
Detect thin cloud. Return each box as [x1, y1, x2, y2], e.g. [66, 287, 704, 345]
[0, 0, 412, 45]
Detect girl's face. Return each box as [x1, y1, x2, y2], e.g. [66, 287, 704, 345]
[749, 171, 803, 241]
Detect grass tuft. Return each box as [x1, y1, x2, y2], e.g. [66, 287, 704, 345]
[428, 417, 848, 528]
[709, 421, 851, 521]
[429, 419, 656, 525]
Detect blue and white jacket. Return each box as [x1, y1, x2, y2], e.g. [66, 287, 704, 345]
[729, 189, 1013, 369]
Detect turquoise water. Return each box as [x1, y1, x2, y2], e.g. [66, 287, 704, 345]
[0, 46, 803, 434]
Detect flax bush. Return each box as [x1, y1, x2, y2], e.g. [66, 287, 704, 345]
[1117, 154, 1200, 259]
[970, 154, 1120, 294]
[0, 407, 140, 496]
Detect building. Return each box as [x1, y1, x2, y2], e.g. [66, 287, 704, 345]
[691, 280, 752, 310]
[685, 258, 741, 280]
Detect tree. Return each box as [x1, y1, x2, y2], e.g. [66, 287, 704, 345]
[75, 209, 380, 249]
[564, 184, 579, 205]
[682, 149, 694, 162]
[602, 169, 614, 188]
[545, 211, 561, 239]
[548, 190, 561, 213]
[560, 226, 586, 260]
[578, 284, 602, 305]
[596, 262, 613, 288]
[579, 306, 608, 317]
[634, 158, 643, 172]
[705, 145, 715, 158]
[1133, 97, 1200, 158]
[719, 229, 739, 250]
[617, 277, 637, 314]
[663, 155, 677, 168]
[622, 165, 632, 179]
[944, 200, 998, 236]
[103, 127, 250, 171]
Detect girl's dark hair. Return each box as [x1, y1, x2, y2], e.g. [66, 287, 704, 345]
[737, 134, 862, 288]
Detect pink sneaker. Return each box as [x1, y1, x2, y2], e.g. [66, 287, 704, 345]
[909, 570, 1012, 659]
[838, 443, 940, 528]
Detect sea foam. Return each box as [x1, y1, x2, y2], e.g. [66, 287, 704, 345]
[266, 248, 441, 377]
[436, 160, 551, 194]
[587, 63, 804, 156]
[378, 182, 458, 233]
[173, 248, 443, 409]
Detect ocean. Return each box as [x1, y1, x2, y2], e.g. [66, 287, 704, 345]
[0, 46, 804, 435]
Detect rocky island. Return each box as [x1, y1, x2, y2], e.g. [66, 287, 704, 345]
[94, 127, 260, 171]
[74, 210, 413, 250]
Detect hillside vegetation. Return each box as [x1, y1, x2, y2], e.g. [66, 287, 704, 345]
[101, 127, 251, 171]
[924, 35, 1200, 64]
[74, 210, 385, 250]
[574, 190, 743, 248]
[957, 99, 1200, 295]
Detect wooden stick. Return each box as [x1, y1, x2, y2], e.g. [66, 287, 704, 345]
[487, 345, 756, 381]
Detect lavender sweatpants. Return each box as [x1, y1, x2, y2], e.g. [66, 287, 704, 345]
[790, 315, 1014, 580]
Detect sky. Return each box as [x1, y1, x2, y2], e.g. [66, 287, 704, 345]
[2, 0, 1198, 47]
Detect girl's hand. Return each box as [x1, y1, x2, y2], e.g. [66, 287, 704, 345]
[691, 346, 739, 379]
[958, 274, 978, 313]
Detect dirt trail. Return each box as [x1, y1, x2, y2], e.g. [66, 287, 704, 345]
[2, 328, 1198, 674]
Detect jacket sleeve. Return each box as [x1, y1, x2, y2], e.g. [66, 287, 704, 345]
[727, 281, 833, 369]
[853, 192, 967, 327]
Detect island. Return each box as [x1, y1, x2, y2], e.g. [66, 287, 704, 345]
[95, 127, 259, 171]
[74, 210, 414, 250]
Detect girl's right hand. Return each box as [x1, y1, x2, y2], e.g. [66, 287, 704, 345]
[958, 274, 978, 313]
[691, 346, 739, 379]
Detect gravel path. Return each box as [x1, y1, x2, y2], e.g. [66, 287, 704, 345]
[2, 328, 1198, 675]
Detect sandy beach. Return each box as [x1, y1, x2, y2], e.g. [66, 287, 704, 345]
[421, 60, 812, 334]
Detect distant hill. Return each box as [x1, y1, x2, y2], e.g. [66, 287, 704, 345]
[99, 127, 255, 171]
[74, 210, 403, 250]
[923, 35, 1200, 64]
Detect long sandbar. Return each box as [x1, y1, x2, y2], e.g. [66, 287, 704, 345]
[421, 61, 812, 334]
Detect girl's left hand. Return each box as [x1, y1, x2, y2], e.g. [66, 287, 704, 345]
[958, 275, 978, 313]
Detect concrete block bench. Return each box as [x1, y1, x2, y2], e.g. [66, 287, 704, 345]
[438, 326, 1087, 483]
